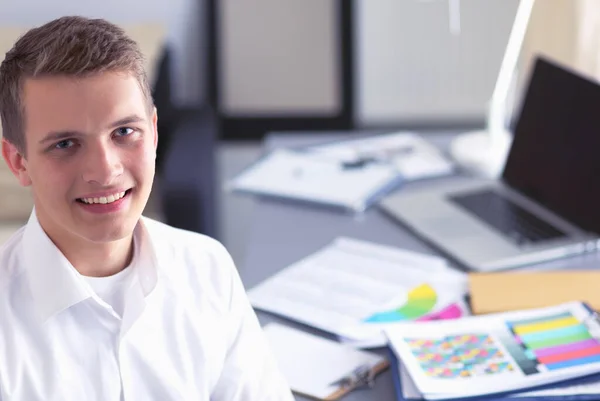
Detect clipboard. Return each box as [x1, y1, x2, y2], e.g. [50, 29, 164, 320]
[323, 359, 390, 400]
[262, 323, 389, 400]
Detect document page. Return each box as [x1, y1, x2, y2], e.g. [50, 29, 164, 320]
[248, 237, 468, 345]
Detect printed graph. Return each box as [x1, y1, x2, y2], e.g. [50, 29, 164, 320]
[363, 284, 438, 323]
[507, 311, 600, 372]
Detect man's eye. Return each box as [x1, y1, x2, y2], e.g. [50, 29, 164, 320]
[115, 127, 134, 137]
[55, 139, 74, 150]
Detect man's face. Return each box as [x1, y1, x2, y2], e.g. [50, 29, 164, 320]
[2, 72, 157, 245]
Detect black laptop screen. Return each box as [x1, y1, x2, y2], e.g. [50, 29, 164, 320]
[502, 57, 600, 235]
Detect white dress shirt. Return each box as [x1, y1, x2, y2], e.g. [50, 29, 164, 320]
[84, 260, 135, 319]
[0, 212, 294, 401]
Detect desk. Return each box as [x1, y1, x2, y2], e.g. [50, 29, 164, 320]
[239, 131, 600, 401]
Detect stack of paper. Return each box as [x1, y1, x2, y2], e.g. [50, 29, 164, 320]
[248, 237, 469, 348]
[306, 131, 454, 182]
[228, 132, 455, 213]
[227, 149, 402, 212]
[386, 302, 600, 400]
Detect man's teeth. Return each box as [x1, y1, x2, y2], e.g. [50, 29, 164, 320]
[80, 191, 127, 205]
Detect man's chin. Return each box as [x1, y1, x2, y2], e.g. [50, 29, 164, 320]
[77, 221, 138, 244]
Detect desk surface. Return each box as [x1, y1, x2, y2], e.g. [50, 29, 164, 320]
[239, 131, 600, 401]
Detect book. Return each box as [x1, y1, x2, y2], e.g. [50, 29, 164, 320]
[262, 323, 388, 400]
[385, 302, 600, 400]
[248, 237, 468, 348]
[469, 271, 600, 315]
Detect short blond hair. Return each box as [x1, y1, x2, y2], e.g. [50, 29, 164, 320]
[0, 16, 153, 153]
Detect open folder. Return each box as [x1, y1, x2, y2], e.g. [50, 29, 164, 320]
[389, 351, 600, 401]
[385, 302, 600, 400]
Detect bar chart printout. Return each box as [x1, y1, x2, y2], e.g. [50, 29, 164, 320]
[507, 311, 600, 374]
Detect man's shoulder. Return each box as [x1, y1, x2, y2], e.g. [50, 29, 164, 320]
[142, 217, 233, 269]
[142, 217, 237, 305]
[143, 217, 227, 252]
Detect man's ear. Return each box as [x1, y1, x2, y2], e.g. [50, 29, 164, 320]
[1, 138, 32, 186]
[152, 107, 158, 153]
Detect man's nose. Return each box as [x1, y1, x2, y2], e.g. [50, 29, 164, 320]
[81, 143, 124, 185]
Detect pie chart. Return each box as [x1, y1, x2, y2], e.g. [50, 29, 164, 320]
[363, 284, 438, 323]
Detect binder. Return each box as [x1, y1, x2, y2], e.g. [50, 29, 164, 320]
[388, 302, 600, 401]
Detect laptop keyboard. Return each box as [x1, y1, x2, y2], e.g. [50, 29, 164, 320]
[448, 189, 567, 246]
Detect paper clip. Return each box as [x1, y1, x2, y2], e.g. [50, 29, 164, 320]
[329, 364, 377, 390]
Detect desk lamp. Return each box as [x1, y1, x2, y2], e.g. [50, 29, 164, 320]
[442, 0, 536, 178]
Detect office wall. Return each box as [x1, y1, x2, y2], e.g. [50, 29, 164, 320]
[217, 0, 520, 126]
[0, 0, 205, 106]
[217, 0, 340, 117]
[354, 0, 520, 127]
[520, 0, 600, 82]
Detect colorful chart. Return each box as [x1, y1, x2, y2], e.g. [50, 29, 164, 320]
[364, 284, 437, 323]
[507, 312, 600, 372]
[405, 333, 514, 379]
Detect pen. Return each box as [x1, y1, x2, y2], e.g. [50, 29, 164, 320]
[342, 157, 378, 170]
[341, 145, 414, 170]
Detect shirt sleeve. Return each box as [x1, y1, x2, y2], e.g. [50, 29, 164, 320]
[210, 245, 295, 401]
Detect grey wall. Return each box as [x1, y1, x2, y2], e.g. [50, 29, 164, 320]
[218, 0, 340, 117]
[0, 0, 206, 106]
[355, 0, 520, 127]
[216, 0, 521, 126]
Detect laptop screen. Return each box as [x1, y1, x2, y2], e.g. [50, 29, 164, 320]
[502, 57, 600, 235]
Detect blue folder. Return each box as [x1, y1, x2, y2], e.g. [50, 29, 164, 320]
[389, 348, 600, 401]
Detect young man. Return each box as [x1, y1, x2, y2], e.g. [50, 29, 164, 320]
[0, 16, 293, 400]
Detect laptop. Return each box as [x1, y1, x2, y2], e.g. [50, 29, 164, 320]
[380, 56, 600, 271]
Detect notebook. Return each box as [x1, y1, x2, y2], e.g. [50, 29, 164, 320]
[385, 302, 600, 400]
[262, 323, 389, 400]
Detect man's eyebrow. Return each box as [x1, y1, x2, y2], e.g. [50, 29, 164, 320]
[38, 115, 146, 145]
[109, 114, 145, 129]
[39, 131, 83, 145]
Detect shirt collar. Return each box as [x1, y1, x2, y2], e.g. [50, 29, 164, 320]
[130, 217, 159, 296]
[22, 210, 160, 324]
